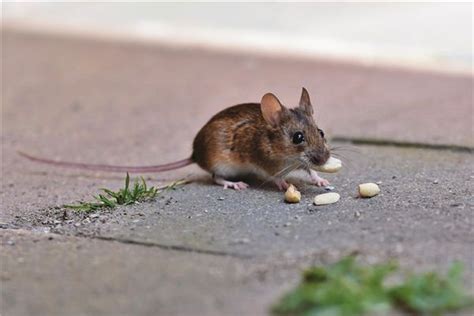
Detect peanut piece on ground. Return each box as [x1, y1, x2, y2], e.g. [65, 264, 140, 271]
[358, 183, 380, 198]
[313, 192, 340, 205]
[284, 184, 301, 203]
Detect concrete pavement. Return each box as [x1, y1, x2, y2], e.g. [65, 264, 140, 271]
[2, 229, 283, 316]
[1, 29, 473, 316]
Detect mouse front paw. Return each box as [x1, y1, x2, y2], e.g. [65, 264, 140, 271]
[309, 170, 330, 187]
[312, 178, 330, 187]
[274, 178, 290, 191]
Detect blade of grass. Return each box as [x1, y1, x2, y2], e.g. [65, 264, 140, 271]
[64, 175, 188, 212]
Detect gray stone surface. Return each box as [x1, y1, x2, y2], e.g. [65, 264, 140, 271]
[1, 229, 285, 316]
[2, 29, 473, 316]
[15, 145, 473, 267]
[5, 144, 473, 316]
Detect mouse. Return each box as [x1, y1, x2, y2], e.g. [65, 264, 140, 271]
[19, 88, 332, 190]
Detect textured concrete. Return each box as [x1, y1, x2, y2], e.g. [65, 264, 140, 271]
[17, 146, 472, 261]
[2, 29, 473, 223]
[1, 229, 284, 316]
[1, 29, 473, 316]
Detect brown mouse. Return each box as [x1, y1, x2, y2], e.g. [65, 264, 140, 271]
[19, 88, 331, 190]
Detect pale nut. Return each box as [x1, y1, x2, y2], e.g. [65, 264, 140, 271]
[314, 156, 342, 173]
[313, 192, 340, 205]
[284, 184, 301, 203]
[358, 183, 380, 198]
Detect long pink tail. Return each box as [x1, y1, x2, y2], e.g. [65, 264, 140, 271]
[18, 151, 193, 173]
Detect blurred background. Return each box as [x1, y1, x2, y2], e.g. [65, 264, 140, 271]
[2, 2, 473, 73]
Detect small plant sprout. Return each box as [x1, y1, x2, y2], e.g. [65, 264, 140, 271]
[65, 173, 187, 212]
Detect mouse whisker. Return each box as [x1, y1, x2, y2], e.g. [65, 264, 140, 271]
[273, 160, 302, 178]
[330, 152, 346, 160]
[330, 145, 361, 155]
[258, 160, 303, 188]
[330, 152, 357, 171]
[329, 145, 362, 169]
[279, 162, 304, 178]
[330, 152, 348, 163]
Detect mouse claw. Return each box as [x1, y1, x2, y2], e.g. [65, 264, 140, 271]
[313, 178, 330, 187]
[274, 179, 290, 191]
[231, 181, 249, 190]
[309, 170, 330, 187]
[214, 177, 249, 190]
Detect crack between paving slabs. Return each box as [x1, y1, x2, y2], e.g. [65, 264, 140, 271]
[5, 198, 256, 259]
[2, 225, 253, 259]
[93, 235, 254, 259]
[332, 137, 474, 153]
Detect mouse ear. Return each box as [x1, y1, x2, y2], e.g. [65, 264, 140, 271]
[261, 93, 283, 127]
[299, 87, 313, 116]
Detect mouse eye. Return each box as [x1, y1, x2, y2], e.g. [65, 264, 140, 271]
[292, 131, 305, 144]
[318, 128, 325, 138]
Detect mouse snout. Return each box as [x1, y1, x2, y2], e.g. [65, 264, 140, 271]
[308, 147, 330, 166]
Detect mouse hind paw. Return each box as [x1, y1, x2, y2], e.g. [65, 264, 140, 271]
[213, 176, 249, 190]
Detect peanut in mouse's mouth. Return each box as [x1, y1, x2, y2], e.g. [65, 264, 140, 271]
[303, 147, 331, 167]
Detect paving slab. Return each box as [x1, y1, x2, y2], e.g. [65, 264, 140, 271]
[1, 229, 287, 316]
[5, 229, 439, 316]
[2, 227, 472, 316]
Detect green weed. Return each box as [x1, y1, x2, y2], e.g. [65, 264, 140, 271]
[390, 262, 473, 315]
[65, 173, 186, 212]
[272, 256, 473, 316]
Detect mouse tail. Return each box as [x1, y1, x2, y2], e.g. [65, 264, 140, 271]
[18, 151, 194, 173]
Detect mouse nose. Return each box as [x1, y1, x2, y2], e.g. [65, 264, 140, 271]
[310, 156, 324, 165]
[309, 149, 330, 166]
